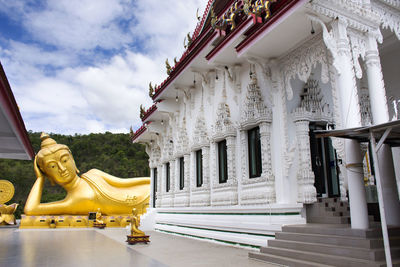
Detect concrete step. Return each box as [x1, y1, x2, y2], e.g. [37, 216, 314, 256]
[266, 239, 397, 261]
[281, 224, 393, 238]
[308, 216, 350, 224]
[315, 201, 349, 209]
[330, 205, 350, 212]
[275, 231, 387, 249]
[249, 251, 334, 267]
[331, 210, 350, 217]
[317, 198, 344, 205]
[257, 246, 388, 267]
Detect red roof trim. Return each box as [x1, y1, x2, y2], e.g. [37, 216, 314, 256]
[141, 103, 158, 122]
[152, 0, 236, 101]
[235, 0, 300, 54]
[0, 63, 34, 159]
[205, 16, 252, 61]
[131, 121, 152, 142]
[152, 29, 217, 100]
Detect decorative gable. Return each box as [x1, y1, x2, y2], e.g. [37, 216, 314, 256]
[240, 73, 272, 129]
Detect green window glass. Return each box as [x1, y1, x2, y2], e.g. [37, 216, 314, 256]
[166, 163, 170, 192]
[248, 127, 262, 178]
[179, 157, 184, 190]
[196, 150, 203, 187]
[218, 140, 228, 183]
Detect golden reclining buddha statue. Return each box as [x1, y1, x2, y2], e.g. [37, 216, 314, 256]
[23, 133, 150, 227]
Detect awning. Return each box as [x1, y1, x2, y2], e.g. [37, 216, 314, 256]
[315, 119, 400, 147]
[314, 119, 400, 266]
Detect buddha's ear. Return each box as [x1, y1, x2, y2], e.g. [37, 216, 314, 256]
[73, 158, 80, 174]
[69, 149, 80, 174]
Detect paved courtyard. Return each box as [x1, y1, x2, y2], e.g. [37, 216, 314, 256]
[0, 227, 277, 267]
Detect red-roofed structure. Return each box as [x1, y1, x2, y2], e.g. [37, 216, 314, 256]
[0, 63, 34, 160]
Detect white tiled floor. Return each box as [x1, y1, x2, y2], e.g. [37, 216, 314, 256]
[0, 228, 276, 267]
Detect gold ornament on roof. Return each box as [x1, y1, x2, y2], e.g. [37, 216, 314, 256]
[140, 104, 146, 119]
[165, 59, 172, 75]
[212, 0, 277, 32]
[149, 82, 154, 98]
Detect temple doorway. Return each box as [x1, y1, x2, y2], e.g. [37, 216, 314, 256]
[309, 123, 340, 198]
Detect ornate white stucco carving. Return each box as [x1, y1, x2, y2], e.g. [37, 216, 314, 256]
[239, 72, 275, 204]
[160, 135, 174, 164]
[292, 78, 332, 203]
[175, 117, 190, 157]
[327, 55, 347, 201]
[211, 101, 238, 205]
[292, 79, 332, 122]
[308, 0, 381, 33]
[174, 153, 190, 207]
[191, 147, 211, 206]
[192, 106, 209, 150]
[212, 102, 236, 140]
[359, 87, 372, 126]
[148, 144, 161, 169]
[372, 0, 400, 40]
[280, 33, 330, 101]
[348, 29, 367, 79]
[240, 73, 272, 128]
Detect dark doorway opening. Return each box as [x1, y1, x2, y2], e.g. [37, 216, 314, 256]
[309, 123, 340, 198]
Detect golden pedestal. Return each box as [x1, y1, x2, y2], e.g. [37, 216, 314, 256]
[126, 235, 150, 244]
[20, 215, 132, 228]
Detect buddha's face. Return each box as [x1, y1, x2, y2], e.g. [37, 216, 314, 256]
[41, 149, 78, 186]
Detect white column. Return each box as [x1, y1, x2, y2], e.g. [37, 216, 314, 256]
[202, 146, 210, 188]
[294, 119, 317, 203]
[333, 20, 369, 229]
[169, 159, 176, 194]
[365, 33, 400, 226]
[259, 122, 275, 203]
[184, 154, 190, 191]
[226, 136, 237, 184]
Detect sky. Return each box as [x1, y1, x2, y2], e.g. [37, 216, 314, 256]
[0, 0, 208, 134]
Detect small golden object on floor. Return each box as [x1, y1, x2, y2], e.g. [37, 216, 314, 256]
[126, 208, 150, 245]
[93, 209, 106, 229]
[126, 235, 150, 244]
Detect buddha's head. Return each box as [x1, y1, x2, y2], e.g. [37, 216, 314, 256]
[35, 133, 79, 186]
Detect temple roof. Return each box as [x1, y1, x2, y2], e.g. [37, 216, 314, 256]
[0, 62, 34, 160]
[132, 0, 305, 142]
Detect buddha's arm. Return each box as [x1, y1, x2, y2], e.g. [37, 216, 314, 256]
[24, 176, 69, 215]
[89, 169, 150, 187]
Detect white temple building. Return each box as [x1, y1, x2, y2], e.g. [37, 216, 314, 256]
[132, 0, 400, 257]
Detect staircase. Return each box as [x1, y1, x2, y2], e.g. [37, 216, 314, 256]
[249, 198, 400, 267]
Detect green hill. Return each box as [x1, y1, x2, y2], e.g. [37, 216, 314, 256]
[0, 131, 149, 218]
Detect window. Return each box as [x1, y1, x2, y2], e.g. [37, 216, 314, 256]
[166, 163, 170, 192]
[179, 157, 184, 190]
[248, 127, 262, 178]
[153, 168, 157, 207]
[218, 140, 228, 183]
[196, 150, 203, 187]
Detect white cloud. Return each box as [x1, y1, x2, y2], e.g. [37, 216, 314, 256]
[0, 0, 210, 134]
[23, 0, 135, 51]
